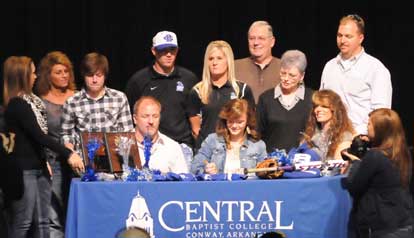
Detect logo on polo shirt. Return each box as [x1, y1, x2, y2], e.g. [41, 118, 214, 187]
[176, 81, 184, 92]
[150, 86, 158, 91]
[230, 92, 237, 99]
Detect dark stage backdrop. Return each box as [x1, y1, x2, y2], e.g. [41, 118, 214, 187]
[1, 0, 413, 144]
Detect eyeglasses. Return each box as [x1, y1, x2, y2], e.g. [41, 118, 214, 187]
[280, 71, 300, 80]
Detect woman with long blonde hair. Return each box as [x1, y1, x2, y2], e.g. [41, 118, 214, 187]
[188, 40, 254, 149]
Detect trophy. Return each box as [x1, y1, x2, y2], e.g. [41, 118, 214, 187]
[114, 135, 135, 180]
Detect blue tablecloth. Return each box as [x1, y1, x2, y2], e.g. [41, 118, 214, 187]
[66, 176, 351, 238]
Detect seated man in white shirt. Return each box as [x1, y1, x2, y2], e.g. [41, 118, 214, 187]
[133, 96, 189, 173]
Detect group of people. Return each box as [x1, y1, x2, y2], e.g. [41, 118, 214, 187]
[0, 13, 412, 238]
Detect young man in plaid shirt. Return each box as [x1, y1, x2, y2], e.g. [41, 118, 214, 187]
[61, 52, 134, 155]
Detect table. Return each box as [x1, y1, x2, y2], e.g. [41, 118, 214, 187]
[66, 176, 351, 238]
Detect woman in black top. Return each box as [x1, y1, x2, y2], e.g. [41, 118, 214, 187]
[342, 108, 413, 238]
[256, 50, 313, 153]
[3, 56, 84, 238]
[188, 40, 254, 149]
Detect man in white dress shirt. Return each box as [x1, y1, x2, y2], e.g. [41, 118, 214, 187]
[133, 96, 188, 173]
[320, 14, 392, 134]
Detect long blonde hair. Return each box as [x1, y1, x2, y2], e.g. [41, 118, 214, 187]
[194, 40, 239, 104]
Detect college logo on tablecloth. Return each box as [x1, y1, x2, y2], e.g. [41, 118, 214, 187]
[125, 190, 295, 237]
[126, 191, 154, 237]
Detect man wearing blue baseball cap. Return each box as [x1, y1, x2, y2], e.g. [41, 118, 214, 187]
[125, 31, 198, 151]
[152, 31, 179, 50]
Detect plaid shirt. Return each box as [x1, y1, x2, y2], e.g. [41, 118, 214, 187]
[61, 87, 134, 153]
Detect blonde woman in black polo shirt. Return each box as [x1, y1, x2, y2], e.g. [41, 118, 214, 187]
[188, 40, 255, 149]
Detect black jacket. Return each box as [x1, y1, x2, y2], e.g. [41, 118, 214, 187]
[342, 149, 414, 234]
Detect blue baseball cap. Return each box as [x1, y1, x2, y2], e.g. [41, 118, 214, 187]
[152, 31, 178, 51]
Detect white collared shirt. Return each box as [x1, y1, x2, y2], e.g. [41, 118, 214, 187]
[320, 49, 392, 134]
[274, 84, 306, 110]
[137, 132, 189, 173]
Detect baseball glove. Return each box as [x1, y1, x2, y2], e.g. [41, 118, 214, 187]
[255, 159, 284, 179]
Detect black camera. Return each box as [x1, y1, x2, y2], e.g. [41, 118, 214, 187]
[341, 135, 370, 161]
